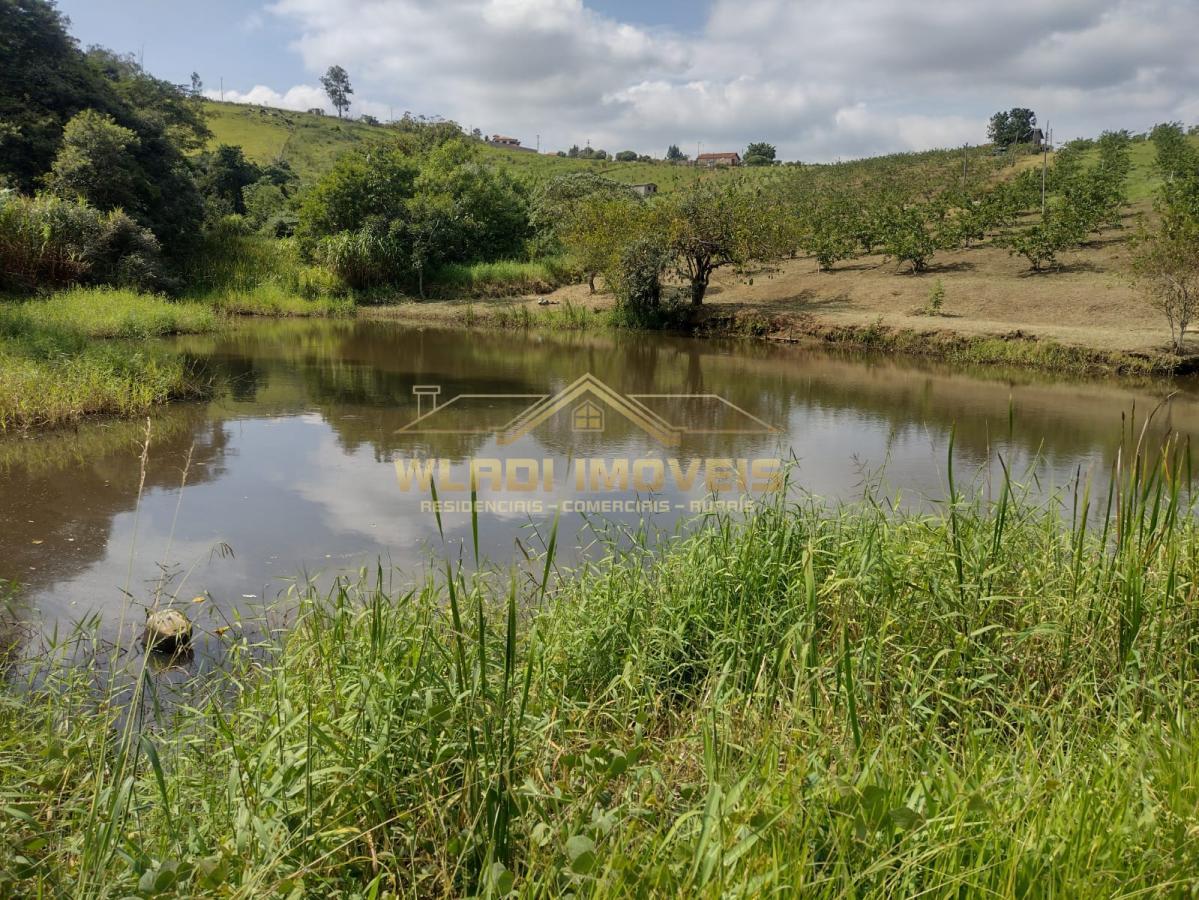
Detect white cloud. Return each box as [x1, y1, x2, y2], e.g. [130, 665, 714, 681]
[204, 83, 392, 120]
[205, 83, 328, 111]
[206, 0, 1199, 161]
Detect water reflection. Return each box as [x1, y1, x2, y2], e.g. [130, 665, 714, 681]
[0, 319, 1193, 644]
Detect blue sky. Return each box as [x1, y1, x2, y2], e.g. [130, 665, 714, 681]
[56, 1, 1199, 161]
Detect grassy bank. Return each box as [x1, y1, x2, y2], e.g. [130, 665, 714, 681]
[367, 297, 1185, 376]
[430, 258, 575, 299]
[0, 289, 217, 430]
[698, 310, 1185, 376]
[4, 440, 1199, 896]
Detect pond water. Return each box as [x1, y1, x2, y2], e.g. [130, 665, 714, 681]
[0, 319, 1194, 659]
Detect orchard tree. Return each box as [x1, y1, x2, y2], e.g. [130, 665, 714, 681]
[558, 194, 648, 295]
[1130, 213, 1199, 352]
[662, 185, 790, 305]
[876, 201, 947, 273]
[320, 65, 353, 118]
[998, 208, 1081, 272]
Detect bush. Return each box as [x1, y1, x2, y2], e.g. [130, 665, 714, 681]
[0, 191, 162, 292]
[612, 236, 670, 317]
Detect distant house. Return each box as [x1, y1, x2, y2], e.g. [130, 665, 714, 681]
[1028, 128, 1046, 148]
[486, 134, 537, 152]
[697, 152, 741, 167]
[307, 107, 325, 116]
[631, 183, 658, 197]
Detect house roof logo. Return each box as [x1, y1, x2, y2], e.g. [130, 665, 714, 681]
[396, 373, 779, 447]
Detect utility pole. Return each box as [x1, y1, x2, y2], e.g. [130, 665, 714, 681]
[536, 133, 540, 153]
[1041, 121, 1051, 217]
[219, 77, 224, 102]
[962, 143, 968, 182]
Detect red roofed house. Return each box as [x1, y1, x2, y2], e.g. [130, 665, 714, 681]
[486, 134, 537, 153]
[697, 152, 741, 167]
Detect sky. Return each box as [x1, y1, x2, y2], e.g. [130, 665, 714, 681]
[56, 0, 1199, 162]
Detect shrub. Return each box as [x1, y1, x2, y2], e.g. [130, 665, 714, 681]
[612, 236, 670, 317]
[926, 279, 946, 315]
[0, 191, 162, 292]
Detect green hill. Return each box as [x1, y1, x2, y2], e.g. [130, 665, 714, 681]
[202, 100, 1188, 203]
[201, 100, 773, 190]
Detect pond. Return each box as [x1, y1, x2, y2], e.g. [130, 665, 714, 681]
[0, 319, 1193, 660]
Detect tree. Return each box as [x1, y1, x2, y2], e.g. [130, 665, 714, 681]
[529, 172, 639, 272]
[558, 194, 650, 297]
[320, 65, 353, 118]
[988, 108, 1037, 146]
[876, 201, 947, 273]
[615, 150, 637, 162]
[189, 71, 203, 95]
[404, 190, 455, 298]
[997, 208, 1081, 272]
[661, 185, 790, 305]
[1130, 214, 1199, 352]
[299, 138, 529, 290]
[195, 144, 262, 216]
[0, 0, 115, 190]
[297, 146, 418, 244]
[666, 144, 687, 162]
[744, 142, 777, 166]
[46, 110, 141, 213]
[1151, 123, 1199, 224]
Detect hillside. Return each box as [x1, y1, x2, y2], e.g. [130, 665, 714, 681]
[202, 100, 1186, 201]
[201, 100, 792, 190]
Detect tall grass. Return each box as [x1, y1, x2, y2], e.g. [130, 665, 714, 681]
[3, 433, 1199, 895]
[182, 229, 351, 317]
[0, 289, 216, 430]
[432, 258, 575, 298]
[3, 288, 218, 338]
